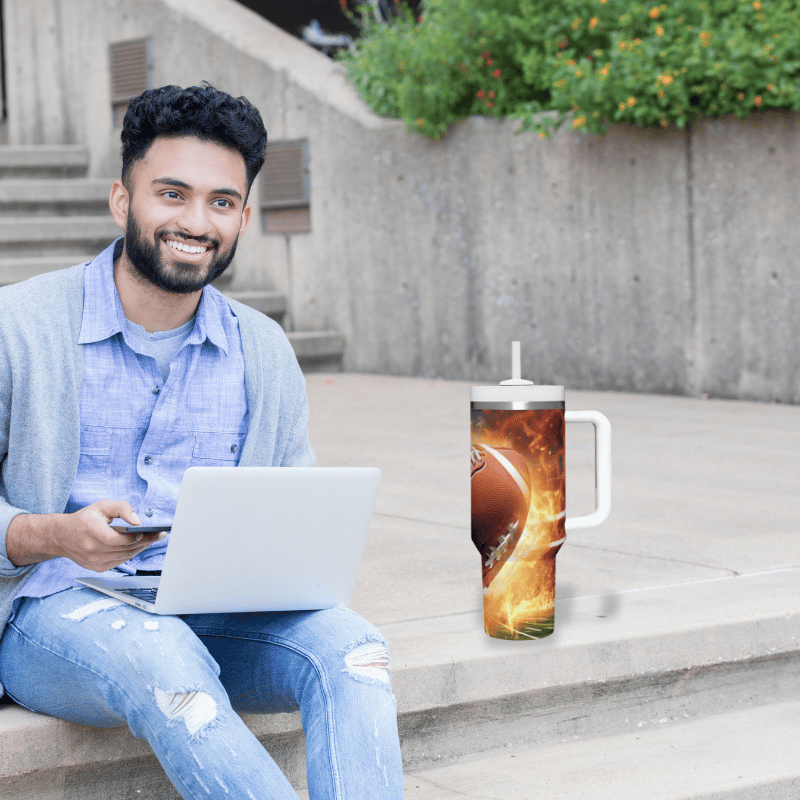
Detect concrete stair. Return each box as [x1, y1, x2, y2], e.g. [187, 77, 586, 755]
[1, 567, 798, 798]
[0, 145, 343, 369]
[404, 700, 800, 799]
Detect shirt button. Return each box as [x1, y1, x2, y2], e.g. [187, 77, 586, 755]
[152, 386, 160, 395]
[145, 508, 154, 518]
[144, 456, 153, 465]
[230, 444, 238, 453]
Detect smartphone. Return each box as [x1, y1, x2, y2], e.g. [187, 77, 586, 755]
[111, 526, 172, 534]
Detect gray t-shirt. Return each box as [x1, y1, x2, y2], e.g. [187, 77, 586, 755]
[125, 317, 196, 382]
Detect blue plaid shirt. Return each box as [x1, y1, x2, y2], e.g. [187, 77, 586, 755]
[17, 239, 248, 598]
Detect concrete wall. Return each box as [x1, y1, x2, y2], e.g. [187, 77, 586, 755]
[3, 0, 799, 402]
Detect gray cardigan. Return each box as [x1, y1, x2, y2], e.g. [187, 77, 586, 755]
[0, 259, 315, 697]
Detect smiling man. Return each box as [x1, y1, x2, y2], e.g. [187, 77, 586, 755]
[0, 84, 403, 799]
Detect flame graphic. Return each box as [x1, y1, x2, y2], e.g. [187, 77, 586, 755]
[472, 409, 565, 639]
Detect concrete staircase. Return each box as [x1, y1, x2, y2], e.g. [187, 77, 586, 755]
[4, 578, 798, 800]
[0, 145, 343, 370]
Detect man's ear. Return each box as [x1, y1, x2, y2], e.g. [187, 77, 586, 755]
[109, 180, 130, 231]
[239, 203, 252, 237]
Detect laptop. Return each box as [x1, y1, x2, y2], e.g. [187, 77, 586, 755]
[78, 466, 381, 615]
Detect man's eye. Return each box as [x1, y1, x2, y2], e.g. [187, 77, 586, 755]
[213, 198, 233, 208]
[164, 190, 182, 199]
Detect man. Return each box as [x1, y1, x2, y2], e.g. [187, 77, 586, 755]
[0, 84, 403, 799]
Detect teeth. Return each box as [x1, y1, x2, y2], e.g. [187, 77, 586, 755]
[165, 239, 209, 255]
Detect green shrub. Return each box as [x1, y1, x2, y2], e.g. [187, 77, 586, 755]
[337, 0, 800, 137]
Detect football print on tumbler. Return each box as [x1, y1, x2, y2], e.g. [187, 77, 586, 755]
[471, 407, 566, 640]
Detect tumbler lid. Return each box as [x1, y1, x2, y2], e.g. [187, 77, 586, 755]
[470, 384, 565, 404]
[471, 342, 564, 406]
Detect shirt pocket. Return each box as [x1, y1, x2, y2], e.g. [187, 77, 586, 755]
[191, 432, 247, 467]
[78, 427, 113, 473]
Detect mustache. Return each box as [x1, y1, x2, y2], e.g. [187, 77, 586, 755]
[158, 230, 220, 248]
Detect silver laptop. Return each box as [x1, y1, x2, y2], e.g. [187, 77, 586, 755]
[79, 466, 381, 615]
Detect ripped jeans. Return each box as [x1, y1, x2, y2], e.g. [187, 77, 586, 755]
[0, 587, 403, 799]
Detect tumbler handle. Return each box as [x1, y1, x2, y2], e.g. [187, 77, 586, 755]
[564, 411, 612, 530]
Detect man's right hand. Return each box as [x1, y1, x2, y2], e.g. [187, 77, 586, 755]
[5, 499, 167, 571]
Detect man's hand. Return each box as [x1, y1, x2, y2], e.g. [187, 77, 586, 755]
[6, 499, 167, 571]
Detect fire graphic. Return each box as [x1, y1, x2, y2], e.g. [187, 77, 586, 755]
[471, 409, 565, 639]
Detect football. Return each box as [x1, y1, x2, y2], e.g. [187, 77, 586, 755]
[471, 444, 532, 587]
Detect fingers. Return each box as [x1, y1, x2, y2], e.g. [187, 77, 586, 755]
[92, 499, 142, 527]
[66, 502, 168, 572]
[107, 530, 167, 552]
[82, 532, 167, 573]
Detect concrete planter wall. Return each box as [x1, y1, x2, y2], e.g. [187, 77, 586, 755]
[3, 0, 799, 402]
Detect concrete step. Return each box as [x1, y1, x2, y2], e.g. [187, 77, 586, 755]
[1, 568, 797, 797]
[286, 330, 345, 371]
[0, 254, 95, 285]
[223, 288, 287, 322]
[0, 145, 89, 178]
[0, 215, 120, 258]
[400, 699, 800, 800]
[0, 178, 113, 215]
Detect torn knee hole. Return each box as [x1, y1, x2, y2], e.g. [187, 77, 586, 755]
[344, 641, 390, 683]
[153, 688, 218, 736]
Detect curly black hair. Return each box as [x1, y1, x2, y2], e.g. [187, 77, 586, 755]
[120, 83, 267, 193]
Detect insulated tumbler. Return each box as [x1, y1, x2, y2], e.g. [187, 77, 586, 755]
[471, 343, 611, 639]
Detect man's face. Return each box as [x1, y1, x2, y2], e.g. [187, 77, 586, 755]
[113, 135, 251, 295]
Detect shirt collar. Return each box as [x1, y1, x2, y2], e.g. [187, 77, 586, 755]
[77, 237, 229, 354]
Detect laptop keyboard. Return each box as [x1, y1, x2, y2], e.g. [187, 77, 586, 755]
[117, 587, 159, 603]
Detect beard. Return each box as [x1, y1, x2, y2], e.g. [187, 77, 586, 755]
[124, 213, 238, 295]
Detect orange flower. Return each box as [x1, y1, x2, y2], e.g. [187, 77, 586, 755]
[589, 17, 599, 29]
[486, 57, 494, 66]
[486, 101, 494, 108]
[415, 118, 424, 127]
[476, 90, 485, 99]
[656, 25, 664, 36]
[754, 96, 762, 106]
[492, 68, 502, 78]
[753, 1, 762, 8]
[628, 96, 637, 106]
[489, 90, 496, 99]
[700, 31, 711, 47]
[737, 92, 745, 101]
[649, 7, 660, 17]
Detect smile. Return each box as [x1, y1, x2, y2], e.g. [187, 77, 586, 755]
[164, 238, 211, 255]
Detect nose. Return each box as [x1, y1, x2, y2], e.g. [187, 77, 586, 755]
[175, 198, 211, 239]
